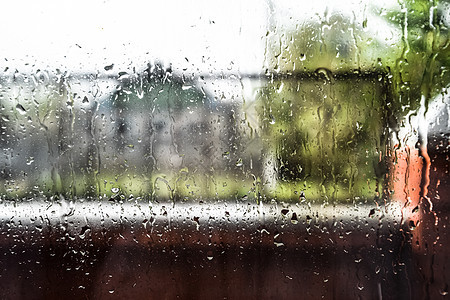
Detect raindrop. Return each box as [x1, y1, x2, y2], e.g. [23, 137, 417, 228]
[274, 241, 284, 247]
[111, 187, 120, 194]
[207, 250, 213, 261]
[79, 225, 90, 239]
[235, 158, 243, 167]
[315, 67, 334, 83]
[104, 64, 114, 71]
[15, 104, 26, 115]
[299, 191, 306, 202]
[291, 212, 298, 224]
[26, 157, 34, 165]
[276, 82, 284, 94]
[269, 114, 276, 124]
[193, 216, 200, 225]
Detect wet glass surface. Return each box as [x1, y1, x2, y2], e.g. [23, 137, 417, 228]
[0, 0, 449, 299]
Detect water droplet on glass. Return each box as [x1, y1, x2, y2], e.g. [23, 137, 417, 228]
[291, 213, 298, 224]
[409, 220, 417, 230]
[299, 191, 306, 203]
[207, 250, 213, 261]
[277, 82, 284, 93]
[236, 158, 243, 167]
[16, 104, 26, 115]
[315, 67, 334, 83]
[104, 64, 114, 71]
[26, 157, 34, 165]
[274, 241, 284, 247]
[269, 114, 276, 124]
[111, 187, 119, 194]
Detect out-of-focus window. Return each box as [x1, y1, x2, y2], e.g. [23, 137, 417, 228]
[0, 0, 448, 299]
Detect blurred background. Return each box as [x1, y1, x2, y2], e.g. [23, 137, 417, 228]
[0, 0, 448, 299]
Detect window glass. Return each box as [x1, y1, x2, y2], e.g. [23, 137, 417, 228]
[0, 0, 448, 298]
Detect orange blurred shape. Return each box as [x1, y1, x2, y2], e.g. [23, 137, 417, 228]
[391, 145, 424, 250]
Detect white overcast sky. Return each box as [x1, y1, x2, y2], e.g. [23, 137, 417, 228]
[0, 0, 400, 75]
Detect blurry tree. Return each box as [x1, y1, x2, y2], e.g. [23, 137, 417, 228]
[258, 0, 449, 203]
[381, 0, 449, 118]
[260, 13, 392, 202]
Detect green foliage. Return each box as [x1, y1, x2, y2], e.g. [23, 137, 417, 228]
[257, 74, 390, 202]
[258, 1, 449, 202]
[381, 0, 449, 111]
